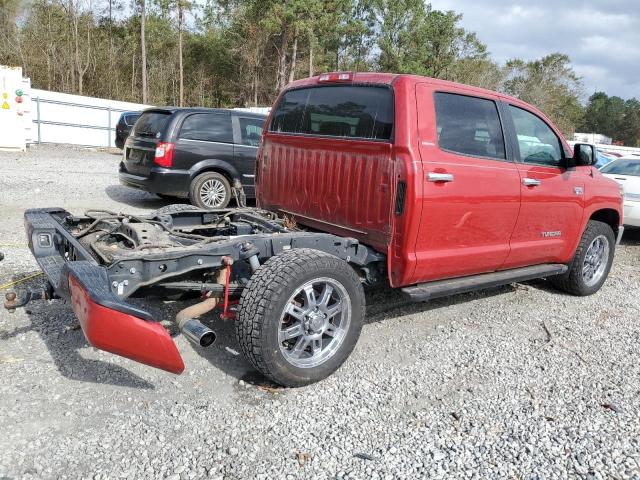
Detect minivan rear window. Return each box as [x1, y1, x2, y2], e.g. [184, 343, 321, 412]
[270, 86, 393, 140]
[133, 111, 170, 137]
[124, 113, 141, 126]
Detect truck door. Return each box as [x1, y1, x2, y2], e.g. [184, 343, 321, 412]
[501, 104, 585, 267]
[413, 85, 521, 282]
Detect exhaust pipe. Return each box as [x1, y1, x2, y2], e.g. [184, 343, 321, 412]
[175, 297, 218, 348]
[180, 319, 216, 347]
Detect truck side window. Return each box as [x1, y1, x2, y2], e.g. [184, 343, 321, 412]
[239, 117, 264, 147]
[179, 113, 233, 144]
[508, 106, 563, 167]
[434, 93, 505, 160]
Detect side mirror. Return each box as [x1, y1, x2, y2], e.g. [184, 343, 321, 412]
[572, 143, 596, 167]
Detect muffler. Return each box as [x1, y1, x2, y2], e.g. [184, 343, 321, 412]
[175, 297, 218, 348]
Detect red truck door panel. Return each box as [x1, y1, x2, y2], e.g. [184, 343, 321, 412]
[412, 85, 521, 282]
[502, 104, 585, 266]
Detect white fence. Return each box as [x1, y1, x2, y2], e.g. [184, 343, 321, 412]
[31, 89, 150, 148]
[29, 89, 271, 148]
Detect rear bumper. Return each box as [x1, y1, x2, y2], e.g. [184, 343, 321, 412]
[68, 273, 184, 374]
[24, 209, 185, 374]
[119, 163, 190, 197]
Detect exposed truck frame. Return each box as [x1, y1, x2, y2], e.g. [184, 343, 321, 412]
[7, 205, 383, 378]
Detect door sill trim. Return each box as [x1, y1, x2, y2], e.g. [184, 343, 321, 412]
[402, 264, 568, 302]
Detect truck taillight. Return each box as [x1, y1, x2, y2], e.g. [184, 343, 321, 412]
[154, 142, 174, 167]
[318, 72, 353, 82]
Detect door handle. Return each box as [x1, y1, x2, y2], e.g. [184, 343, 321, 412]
[522, 178, 541, 187]
[428, 172, 454, 183]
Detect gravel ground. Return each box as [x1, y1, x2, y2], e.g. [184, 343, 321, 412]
[1, 145, 639, 480]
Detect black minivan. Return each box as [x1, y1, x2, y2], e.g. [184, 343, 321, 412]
[119, 108, 266, 208]
[114, 111, 141, 149]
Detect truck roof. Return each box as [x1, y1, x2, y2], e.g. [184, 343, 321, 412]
[285, 72, 524, 107]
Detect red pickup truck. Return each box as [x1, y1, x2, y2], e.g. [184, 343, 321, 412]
[8, 72, 624, 387]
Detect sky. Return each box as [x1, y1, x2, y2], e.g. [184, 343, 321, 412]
[429, 0, 640, 100]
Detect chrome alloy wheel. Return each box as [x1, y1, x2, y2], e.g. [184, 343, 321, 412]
[582, 234, 610, 287]
[278, 277, 351, 369]
[199, 179, 227, 207]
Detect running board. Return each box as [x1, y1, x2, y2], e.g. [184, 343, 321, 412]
[401, 264, 568, 302]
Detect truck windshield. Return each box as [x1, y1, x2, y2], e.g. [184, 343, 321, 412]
[270, 85, 393, 140]
[133, 111, 170, 137]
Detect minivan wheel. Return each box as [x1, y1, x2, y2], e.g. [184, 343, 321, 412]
[236, 249, 365, 387]
[550, 220, 615, 296]
[190, 172, 231, 209]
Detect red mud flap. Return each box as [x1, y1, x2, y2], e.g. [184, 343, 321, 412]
[68, 274, 185, 374]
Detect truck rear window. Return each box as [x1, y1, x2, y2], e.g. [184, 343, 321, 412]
[133, 111, 170, 137]
[270, 86, 393, 140]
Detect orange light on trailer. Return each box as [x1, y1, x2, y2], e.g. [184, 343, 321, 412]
[318, 72, 353, 82]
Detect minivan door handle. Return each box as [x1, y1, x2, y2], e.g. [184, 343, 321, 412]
[427, 172, 454, 183]
[522, 178, 541, 187]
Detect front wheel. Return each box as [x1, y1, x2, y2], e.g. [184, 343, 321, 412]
[550, 220, 615, 296]
[236, 249, 365, 387]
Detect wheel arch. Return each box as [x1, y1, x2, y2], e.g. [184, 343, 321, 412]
[189, 160, 239, 185]
[589, 208, 620, 235]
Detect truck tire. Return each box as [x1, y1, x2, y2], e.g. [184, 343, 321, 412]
[550, 220, 615, 296]
[236, 249, 365, 387]
[190, 172, 231, 209]
[152, 204, 200, 216]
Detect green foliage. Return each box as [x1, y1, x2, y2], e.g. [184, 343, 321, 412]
[501, 54, 584, 135]
[375, 0, 486, 78]
[3, 0, 632, 140]
[579, 92, 640, 146]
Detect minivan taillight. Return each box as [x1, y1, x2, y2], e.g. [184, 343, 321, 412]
[154, 142, 174, 167]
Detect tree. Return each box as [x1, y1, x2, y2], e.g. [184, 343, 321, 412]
[501, 53, 583, 135]
[177, 0, 185, 106]
[140, 0, 148, 103]
[374, 0, 486, 77]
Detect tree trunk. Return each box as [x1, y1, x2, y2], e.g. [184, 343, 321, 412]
[287, 26, 298, 84]
[131, 51, 136, 98]
[275, 18, 288, 93]
[308, 37, 314, 77]
[178, 1, 184, 106]
[253, 66, 258, 107]
[140, 0, 148, 103]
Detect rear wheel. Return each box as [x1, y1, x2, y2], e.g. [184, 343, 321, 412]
[190, 172, 231, 209]
[236, 249, 365, 387]
[550, 220, 615, 296]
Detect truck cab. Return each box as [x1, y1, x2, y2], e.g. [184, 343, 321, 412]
[257, 72, 623, 290]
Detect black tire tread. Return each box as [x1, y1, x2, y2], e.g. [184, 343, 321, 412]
[152, 203, 200, 216]
[551, 220, 615, 296]
[235, 248, 365, 386]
